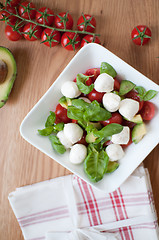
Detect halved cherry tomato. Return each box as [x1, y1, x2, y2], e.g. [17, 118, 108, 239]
[72, 119, 78, 124]
[77, 14, 96, 33]
[114, 77, 120, 91]
[55, 104, 71, 123]
[36, 7, 54, 26]
[54, 12, 73, 30]
[81, 35, 100, 47]
[18, 1, 36, 20]
[85, 68, 100, 82]
[0, 6, 17, 24]
[41, 29, 61, 47]
[88, 89, 104, 103]
[61, 32, 80, 51]
[77, 132, 88, 146]
[23, 23, 42, 41]
[122, 119, 136, 129]
[100, 112, 123, 126]
[139, 101, 155, 121]
[126, 90, 144, 111]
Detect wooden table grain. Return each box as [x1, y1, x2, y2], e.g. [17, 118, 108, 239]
[0, 0, 159, 239]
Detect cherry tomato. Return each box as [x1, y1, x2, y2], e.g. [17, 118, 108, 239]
[72, 119, 78, 124]
[55, 115, 62, 124]
[36, 7, 54, 26]
[131, 25, 151, 46]
[122, 119, 136, 129]
[73, 76, 93, 86]
[88, 89, 104, 103]
[18, 1, 36, 20]
[0, 6, 17, 24]
[77, 132, 88, 146]
[77, 14, 96, 33]
[23, 23, 42, 41]
[126, 90, 144, 111]
[54, 12, 73, 30]
[5, 24, 23, 41]
[55, 104, 71, 123]
[100, 112, 123, 126]
[85, 68, 100, 82]
[114, 77, 120, 91]
[6, 0, 21, 7]
[81, 35, 100, 47]
[61, 32, 80, 51]
[121, 137, 133, 148]
[41, 29, 61, 47]
[103, 140, 112, 147]
[139, 101, 155, 121]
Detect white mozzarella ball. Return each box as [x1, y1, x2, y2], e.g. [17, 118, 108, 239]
[102, 92, 121, 112]
[119, 98, 139, 121]
[61, 81, 81, 98]
[64, 123, 83, 144]
[69, 144, 87, 164]
[57, 130, 72, 149]
[79, 97, 91, 103]
[106, 144, 124, 161]
[111, 126, 130, 145]
[94, 73, 114, 93]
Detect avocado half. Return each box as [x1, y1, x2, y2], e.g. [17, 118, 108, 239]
[0, 46, 17, 108]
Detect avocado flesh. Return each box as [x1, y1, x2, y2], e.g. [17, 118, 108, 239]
[132, 123, 147, 144]
[0, 46, 17, 108]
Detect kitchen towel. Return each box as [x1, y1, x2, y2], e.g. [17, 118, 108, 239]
[8, 165, 159, 240]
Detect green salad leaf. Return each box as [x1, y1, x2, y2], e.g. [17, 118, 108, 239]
[67, 106, 84, 120]
[45, 111, 56, 127]
[100, 62, 117, 78]
[49, 135, 66, 154]
[94, 123, 123, 141]
[76, 73, 94, 94]
[119, 80, 136, 96]
[134, 86, 146, 96]
[134, 86, 158, 101]
[38, 127, 54, 136]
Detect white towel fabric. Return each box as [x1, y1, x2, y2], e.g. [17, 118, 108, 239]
[8, 165, 159, 240]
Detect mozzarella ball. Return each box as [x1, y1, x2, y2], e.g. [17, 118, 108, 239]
[94, 73, 114, 93]
[111, 126, 130, 145]
[79, 97, 91, 103]
[106, 144, 124, 161]
[64, 123, 83, 144]
[61, 81, 81, 98]
[57, 130, 72, 149]
[103, 93, 121, 112]
[119, 98, 139, 121]
[69, 144, 87, 164]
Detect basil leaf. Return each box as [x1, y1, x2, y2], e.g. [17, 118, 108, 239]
[134, 86, 146, 96]
[71, 99, 89, 110]
[143, 90, 158, 101]
[45, 111, 56, 127]
[84, 150, 109, 182]
[49, 135, 66, 154]
[67, 106, 84, 120]
[94, 123, 123, 139]
[54, 122, 64, 132]
[76, 73, 94, 94]
[38, 127, 54, 136]
[106, 161, 119, 173]
[100, 62, 117, 78]
[119, 80, 136, 96]
[84, 101, 111, 121]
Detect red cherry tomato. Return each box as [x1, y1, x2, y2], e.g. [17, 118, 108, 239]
[121, 137, 133, 148]
[85, 68, 100, 82]
[0, 6, 17, 24]
[131, 25, 151, 46]
[18, 1, 36, 20]
[77, 14, 96, 33]
[81, 35, 100, 47]
[54, 12, 73, 30]
[23, 23, 42, 41]
[41, 29, 61, 47]
[126, 90, 144, 111]
[61, 32, 80, 51]
[36, 7, 54, 26]
[88, 89, 104, 103]
[122, 119, 136, 129]
[77, 132, 88, 146]
[114, 77, 120, 91]
[100, 112, 123, 126]
[139, 101, 155, 121]
[5, 24, 23, 41]
[6, 0, 21, 7]
[103, 140, 112, 147]
[55, 104, 71, 123]
[72, 119, 78, 124]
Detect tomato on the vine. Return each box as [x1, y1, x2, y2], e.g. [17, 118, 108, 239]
[18, 1, 36, 20]
[55, 104, 71, 123]
[0, 6, 17, 24]
[126, 90, 144, 111]
[5, 23, 23, 41]
[36, 7, 54, 26]
[54, 12, 73, 30]
[5, 0, 21, 7]
[81, 35, 100, 47]
[139, 101, 155, 121]
[77, 14, 96, 33]
[61, 32, 80, 51]
[100, 112, 123, 126]
[41, 29, 61, 47]
[85, 68, 100, 82]
[23, 23, 42, 41]
[88, 89, 104, 103]
[131, 25, 151, 46]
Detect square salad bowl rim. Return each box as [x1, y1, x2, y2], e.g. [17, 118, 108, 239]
[20, 43, 159, 193]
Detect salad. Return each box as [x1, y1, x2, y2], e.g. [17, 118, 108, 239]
[38, 62, 158, 183]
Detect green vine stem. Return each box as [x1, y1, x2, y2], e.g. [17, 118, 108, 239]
[0, 3, 100, 37]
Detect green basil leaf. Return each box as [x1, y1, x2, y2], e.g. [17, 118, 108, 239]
[83, 100, 111, 121]
[76, 73, 94, 94]
[94, 123, 123, 139]
[38, 127, 54, 136]
[106, 161, 119, 173]
[71, 99, 89, 110]
[119, 80, 136, 96]
[54, 122, 64, 132]
[49, 135, 66, 154]
[67, 106, 84, 120]
[45, 111, 56, 127]
[84, 150, 109, 182]
[143, 90, 158, 101]
[100, 62, 117, 78]
[134, 86, 146, 96]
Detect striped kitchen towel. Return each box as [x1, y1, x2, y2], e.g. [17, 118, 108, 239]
[8, 165, 159, 240]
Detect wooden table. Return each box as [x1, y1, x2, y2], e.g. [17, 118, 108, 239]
[0, 0, 159, 239]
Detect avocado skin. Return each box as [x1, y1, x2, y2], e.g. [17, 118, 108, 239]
[0, 46, 17, 108]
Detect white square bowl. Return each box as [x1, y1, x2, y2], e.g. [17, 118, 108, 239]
[20, 43, 159, 193]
